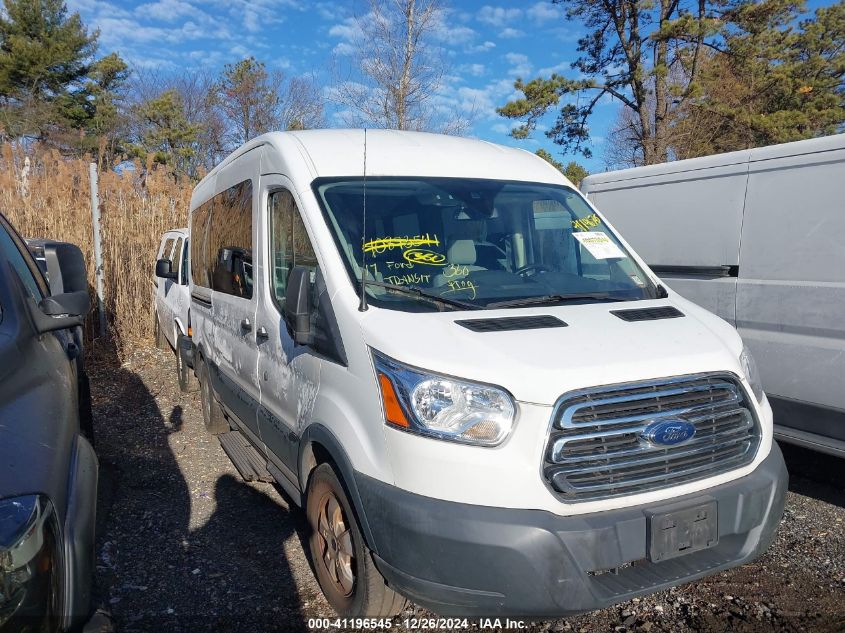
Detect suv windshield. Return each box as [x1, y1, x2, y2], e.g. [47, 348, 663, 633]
[315, 177, 656, 311]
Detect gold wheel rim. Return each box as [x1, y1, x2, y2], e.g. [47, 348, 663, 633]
[316, 491, 355, 596]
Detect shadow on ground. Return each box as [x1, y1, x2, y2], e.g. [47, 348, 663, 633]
[89, 343, 311, 632]
[779, 441, 845, 508]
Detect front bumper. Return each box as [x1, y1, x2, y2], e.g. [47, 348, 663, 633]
[356, 443, 788, 617]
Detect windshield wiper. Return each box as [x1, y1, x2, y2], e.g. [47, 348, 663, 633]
[485, 293, 632, 309]
[364, 280, 480, 311]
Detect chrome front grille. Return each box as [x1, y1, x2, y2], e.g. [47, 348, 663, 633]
[543, 374, 760, 502]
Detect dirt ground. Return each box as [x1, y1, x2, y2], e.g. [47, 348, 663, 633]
[88, 346, 845, 633]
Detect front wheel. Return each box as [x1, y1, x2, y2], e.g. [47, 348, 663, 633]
[306, 464, 406, 617]
[176, 337, 199, 393]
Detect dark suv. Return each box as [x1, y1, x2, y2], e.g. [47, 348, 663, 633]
[0, 213, 97, 631]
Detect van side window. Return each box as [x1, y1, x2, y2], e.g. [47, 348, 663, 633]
[161, 237, 174, 261]
[181, 239, 189, 285]
[192, 180, 253, 298]
[269, 189, 318, 305]
[191, 201, 212, 287]
[209, 180, 253, 298]
[172, 237, 183, 282]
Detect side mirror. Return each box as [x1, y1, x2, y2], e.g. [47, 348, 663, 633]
[155, 258, 177, 279]
[284, 266, 312, 345]
[51, 242, 87, 293]
[29, 290, 91, 334]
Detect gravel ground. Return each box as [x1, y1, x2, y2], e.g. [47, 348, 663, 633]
[88, 346, 845, 633]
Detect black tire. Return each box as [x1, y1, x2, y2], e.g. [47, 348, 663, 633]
[176, 336, 199, 393]
[306, 463, 406, 617]
[153, 313, 167, 350]
[197, 357, 228, 435]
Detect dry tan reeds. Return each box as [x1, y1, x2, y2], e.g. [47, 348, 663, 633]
[0, 144, 194, 356]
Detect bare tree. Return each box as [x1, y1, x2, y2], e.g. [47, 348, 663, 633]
[330, 0, 470, 134]
[214, 57, 323, 148]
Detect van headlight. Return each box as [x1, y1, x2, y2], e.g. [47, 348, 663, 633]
[740, 345, 764, 403]
[372, 350, 515, 446]
[0, 495, 63, 630]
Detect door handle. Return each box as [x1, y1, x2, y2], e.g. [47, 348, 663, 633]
[240, 317, 252, 332]
[256, 326, 269, 341]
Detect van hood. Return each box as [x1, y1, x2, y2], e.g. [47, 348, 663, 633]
[360, 296, 745, 404]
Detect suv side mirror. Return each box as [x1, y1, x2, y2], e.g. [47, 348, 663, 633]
[284, 266, 312, 345]
[155, 258, 177, 279]
[29, 290, 91, 334]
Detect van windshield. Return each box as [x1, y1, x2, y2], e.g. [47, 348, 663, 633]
[314, 177, 657, 311]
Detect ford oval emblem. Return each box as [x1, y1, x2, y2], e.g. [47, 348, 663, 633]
[641, 418, 696, 446]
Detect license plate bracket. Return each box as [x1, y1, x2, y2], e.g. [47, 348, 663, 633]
[646, 500, 718, 563]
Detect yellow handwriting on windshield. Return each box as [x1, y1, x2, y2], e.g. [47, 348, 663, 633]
[363, 233, 440, 254]
[572, 213, 601, 232]
[403, 249, 446, 266]
[442, 263, 469, 278]
[384, 273, 431, 286]
[444, 279, 478, 300]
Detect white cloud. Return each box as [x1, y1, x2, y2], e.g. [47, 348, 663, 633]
[490, 121, 519, 135]
[466, 40, 496, 54]
[498, 27, 524, 38]
[526, 2, 565, 24]
[431, 23, 477, 45]
[135, 0, 195, 22]
[476, 5, 522, 27]
[504, 52, 531, 77]
[538, 61, 572, 76]
[67, 0, 131, 19]
[459, 63, 487, 77]
[441, 77, 515, 120]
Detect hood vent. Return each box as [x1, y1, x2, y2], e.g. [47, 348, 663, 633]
[611, 306, 684, 322]
[456, 315, 567, 332]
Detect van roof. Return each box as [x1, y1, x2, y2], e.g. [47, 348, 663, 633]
[197, 129, 571, 188]
[582, 132, 845, 188]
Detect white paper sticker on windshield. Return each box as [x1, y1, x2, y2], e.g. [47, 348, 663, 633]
[573, 231, 626, 259]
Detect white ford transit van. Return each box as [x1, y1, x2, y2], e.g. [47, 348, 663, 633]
[187, 130, 787, 618]
[153, 228, 196, 391]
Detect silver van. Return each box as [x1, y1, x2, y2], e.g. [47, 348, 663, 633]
[582, 133, 845, 457]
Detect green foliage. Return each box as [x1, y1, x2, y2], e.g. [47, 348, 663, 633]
[563, 161, 589, 186]
[0, 0, 128, 157]
[535, 149, 590, 185]
[131, 89, 201, 177]
[498, 0, 845, 166]
[535, 148, 564, 171]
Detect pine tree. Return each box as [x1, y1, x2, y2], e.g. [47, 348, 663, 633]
[131, 89, 201, 178]
[498, 0, 844, 166]
[0, 0, 128, 155]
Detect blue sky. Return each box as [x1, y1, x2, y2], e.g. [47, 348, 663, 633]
[67, 0, 834, 173]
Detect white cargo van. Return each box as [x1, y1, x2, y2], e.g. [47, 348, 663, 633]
[187, 130, 786, 617]
[582, 134, 845, 457]
[153, 228, 195, 391]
